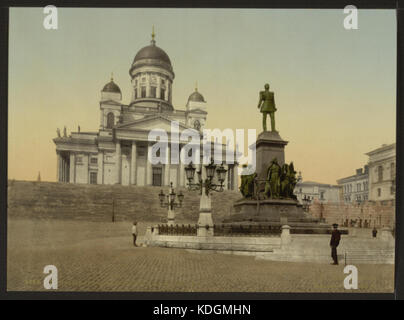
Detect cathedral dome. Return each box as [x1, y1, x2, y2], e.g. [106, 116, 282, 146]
[130, 30, 174, 76]
[133, 43, 172, 66]
[188, 89, 205, 102]
[102, 79, 121, 94]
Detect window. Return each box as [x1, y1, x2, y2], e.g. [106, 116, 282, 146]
[106, 112, 114, 129]
[152, 167, 162, 186]
[320, 191, 325, 200]
[90, 157, 98, 165]
[141, 77, 146, 83]
[90, 172, 97, 184]
[377, 188, 381, 197]
[391, 162, 395, 179]
[160, 88, 165, 100]
[150, 86, 157, 98]
[141, 86, 146, 98]
[378, 165, 383, 182]
[357, 183, 361, 192]
[134, 88, 138, 99]
[137, 146, 146, 157]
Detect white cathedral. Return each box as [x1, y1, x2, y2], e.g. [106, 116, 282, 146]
[53, 31, 238, 190]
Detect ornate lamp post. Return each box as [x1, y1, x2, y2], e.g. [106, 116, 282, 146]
[158, 182, 184, 226]
[184, 158, 227, 236]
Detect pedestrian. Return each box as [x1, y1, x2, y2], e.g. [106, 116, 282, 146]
[132, 222, 138, 247]
[372, 227, 377, 239]
[330, 223, 341, 265]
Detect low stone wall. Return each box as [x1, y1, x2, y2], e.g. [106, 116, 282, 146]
[145, 226, 282, 252]
[145, 224, 394, 264]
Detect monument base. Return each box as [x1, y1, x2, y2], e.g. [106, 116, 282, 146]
[228, 198, 331, 232]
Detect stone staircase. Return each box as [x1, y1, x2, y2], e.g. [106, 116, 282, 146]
[7, 180, 241, 223]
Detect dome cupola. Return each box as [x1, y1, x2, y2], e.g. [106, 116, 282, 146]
[129, 27, 174, 110]
[101, 74, 122, 102]
[188, 88, 205, 102]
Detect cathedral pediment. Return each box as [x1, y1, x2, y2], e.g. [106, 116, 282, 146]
[115, 114, 192, 133]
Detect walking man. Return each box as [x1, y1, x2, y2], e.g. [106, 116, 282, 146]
[372, 227, 378, 239]
[132, 221, 138, 247]
[330, 223, 341, 265]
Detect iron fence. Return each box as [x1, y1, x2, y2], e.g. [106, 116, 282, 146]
[157, 224, 198, 236]
[213, 224, 281, 236]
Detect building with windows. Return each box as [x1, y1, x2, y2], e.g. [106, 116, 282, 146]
[53, 32, 238, 189]
[366, 143, 396, 202]
[337, 166, 369, 204]
[294, 173, 341, 204]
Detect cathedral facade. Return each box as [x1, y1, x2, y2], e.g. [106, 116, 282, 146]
[53, 33, 238, 190]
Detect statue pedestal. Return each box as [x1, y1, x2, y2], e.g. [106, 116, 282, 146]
[251, 131, 288, 180]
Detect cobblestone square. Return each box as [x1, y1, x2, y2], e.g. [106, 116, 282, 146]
[7, 219, 394, 293]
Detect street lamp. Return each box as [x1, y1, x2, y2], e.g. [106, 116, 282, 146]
[158, 182, 184, 225]
[185, 159, 227, 195]
[184, 157, 228, 236]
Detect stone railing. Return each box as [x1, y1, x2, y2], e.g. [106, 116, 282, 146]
[213, 224, 281, 237]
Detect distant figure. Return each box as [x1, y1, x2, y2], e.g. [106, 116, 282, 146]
[63, 126, 67, 137]
[132, 222, 138, 247]
[372, 227, 378, 239]
[330, 223, 341, 265]
[37, 171, 41, 182]
[78, 125, 80, 133]
[56, 128, 61, 137]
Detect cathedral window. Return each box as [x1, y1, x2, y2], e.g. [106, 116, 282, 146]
[90, 172, 97, 184]
[378, 165, 383, 182]
[160, 88, 165, 100]
[106, 112, 115, 129]
[150, 86, 157, 98]
[141, 86, 146, 98]
[134, 88, 138, 99]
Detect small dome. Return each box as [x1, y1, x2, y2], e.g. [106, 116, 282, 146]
[188, 89, 205, 102]
[102, 79, 121, 94]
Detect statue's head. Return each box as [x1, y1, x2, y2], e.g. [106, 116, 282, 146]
[264, 83, 270, 90]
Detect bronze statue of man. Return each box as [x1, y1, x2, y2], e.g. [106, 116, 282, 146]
[257, 83, 277, 132]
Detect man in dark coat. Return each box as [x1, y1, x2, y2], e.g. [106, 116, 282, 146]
[330, 223, 341, 265]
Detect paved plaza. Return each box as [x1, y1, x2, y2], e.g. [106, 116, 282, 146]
[7, 219, 394, 292]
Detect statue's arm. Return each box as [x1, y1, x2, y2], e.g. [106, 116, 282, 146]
[257, 92, 263, 108]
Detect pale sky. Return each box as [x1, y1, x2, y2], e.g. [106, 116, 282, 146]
[8, 8, 396, 184]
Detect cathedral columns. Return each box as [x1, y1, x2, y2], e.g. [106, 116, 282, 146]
[115, 141, 121, 184]
[56, 152, 61, 182]
[69, 153, 75, 183]
[97, 151, 104, 184]
[234, 165, 239, 191]
[157, 79, 161, 99]
[131, 141, 137, 185]
[179, 145, 185, 187]
[146, 144, 153, 185]
[164, 145, 170, 186]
